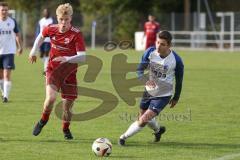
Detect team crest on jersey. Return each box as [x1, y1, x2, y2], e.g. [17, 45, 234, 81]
[163, 65, 168, 71]
[64, 38, 70, 44]
[150, 62, 168, 73]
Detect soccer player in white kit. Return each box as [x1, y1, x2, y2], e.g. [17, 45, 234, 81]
[0, 2, 22, 103]
[35, 8, 54, 75]
[119, 30, 184, 146]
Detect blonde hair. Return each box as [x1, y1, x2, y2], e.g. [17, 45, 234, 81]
[56, 3, 73, 16]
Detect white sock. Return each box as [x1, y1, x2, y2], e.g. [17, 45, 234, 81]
[0, 79, 3, 96]
[147, 117, 160, 133]
[43, 57, 49, 72]
[3, 81, 11, 98]
[120, 121, 143, 140]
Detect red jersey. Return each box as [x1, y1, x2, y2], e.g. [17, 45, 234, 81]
[42, 24, 86, 60]
[144, 21, 160, 40]
[42, 24, 86, 100]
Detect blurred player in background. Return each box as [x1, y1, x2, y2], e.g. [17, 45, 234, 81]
[35, 8, 55, 75]
[29, 3, 86, 140]
[0, 2, 23, 103]
[119, 30, 184, 146]
[143, 14, 160, 49]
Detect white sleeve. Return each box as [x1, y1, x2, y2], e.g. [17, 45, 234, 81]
[65, 51, 86, 63]
[29, 33, 45, 56]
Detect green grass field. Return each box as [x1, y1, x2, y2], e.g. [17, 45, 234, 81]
[0, 48, 240, 160]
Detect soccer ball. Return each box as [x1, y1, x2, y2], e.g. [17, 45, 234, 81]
[92, 138, 112, 157]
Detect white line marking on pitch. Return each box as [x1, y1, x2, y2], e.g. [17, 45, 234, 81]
[213, 153, 240, 160]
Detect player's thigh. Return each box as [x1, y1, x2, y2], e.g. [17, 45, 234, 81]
[61, 74, 77, 101]
[45, 84, 58, 100]
[139, 109, 157, 124]
[140, 109, 146, 116]
[138, 109, 147, 120]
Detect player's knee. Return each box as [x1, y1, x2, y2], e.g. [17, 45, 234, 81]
[138, 118, 148, 127]
[3, 72, 11, 80]
[62, 108, 72, 120]
[4, 75, 11, 81]
[63, 109, 72, 116]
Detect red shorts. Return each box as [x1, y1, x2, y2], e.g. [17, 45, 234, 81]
[46, 61, 78, 100]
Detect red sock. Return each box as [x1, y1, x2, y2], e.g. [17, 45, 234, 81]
[41, 108, 52, 122]
[62, 121, 70, 131]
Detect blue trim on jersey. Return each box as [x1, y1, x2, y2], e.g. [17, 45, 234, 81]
[12, 18, 19, 33]
[172, 51, 184, 101]
[137, 46, 156, 79]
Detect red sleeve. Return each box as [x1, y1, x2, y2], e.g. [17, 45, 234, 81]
[75, 32, 86, 52]
[42, 26, 49, 37]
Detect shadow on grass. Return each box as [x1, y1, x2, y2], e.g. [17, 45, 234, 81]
[152, 141, 240, 149]
[109, 155, 144, 159]
[118, 140, 240, 150]
[0, 137, 90, 144]
[1, 136, 239, 150]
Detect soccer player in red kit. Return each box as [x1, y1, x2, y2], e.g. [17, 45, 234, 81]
[144, 15, 160, 49]
[29, 3, 86, 140]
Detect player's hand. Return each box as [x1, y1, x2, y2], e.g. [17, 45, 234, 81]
[169, 99, 178, 108]
[29, 55, 37, 64]
[53, 56, 68, 64]
[145, 80, 156, 88]
[17, 47, 23, 55]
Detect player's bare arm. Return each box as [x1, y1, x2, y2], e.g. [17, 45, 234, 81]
[53, 51, 86, 64]
[15, 33, 23, 55]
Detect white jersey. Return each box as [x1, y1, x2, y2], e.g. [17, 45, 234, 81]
[0, 17, 19, 55]
[148, 50, 176, 97]
[137, 46, 184, 99]
[38, 17, 54, 42]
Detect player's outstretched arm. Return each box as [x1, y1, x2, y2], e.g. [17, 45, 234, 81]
[53, 51, 86, 64]
[29, 34, 45, 64]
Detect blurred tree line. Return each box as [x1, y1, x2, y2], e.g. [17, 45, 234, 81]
[2, 0, 240, 46]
